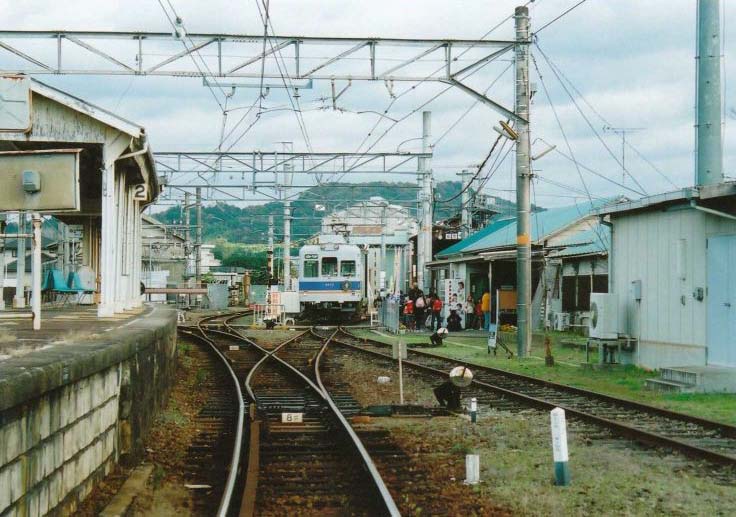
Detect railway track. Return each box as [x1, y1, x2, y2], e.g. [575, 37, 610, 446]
[333, 328, 736, 469]
[175, 311, 252, 516]
[186, 312, 399, 516]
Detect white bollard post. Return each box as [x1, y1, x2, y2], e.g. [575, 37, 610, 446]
[464, 454, 480, 485]
[469, 397, 478, 423]
[550, 407, 570, 486]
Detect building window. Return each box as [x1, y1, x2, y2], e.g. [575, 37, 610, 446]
[562, 276, 576, 311]
[340, 260, 356, 277]
[303, 260, 318, 278]
[321, 257, 338, 276]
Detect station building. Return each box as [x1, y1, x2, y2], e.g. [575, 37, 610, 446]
[430, 198, 614, 330]
[0, 75, 159, 316]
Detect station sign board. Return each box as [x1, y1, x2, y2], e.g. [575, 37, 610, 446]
[0, 149, 81, 212]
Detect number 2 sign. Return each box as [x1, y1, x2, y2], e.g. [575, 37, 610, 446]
[133, 183, 148, 201]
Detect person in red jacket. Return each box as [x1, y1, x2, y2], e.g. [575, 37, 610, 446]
[431, 295, 443, 331]
[403, 298, 415, 331]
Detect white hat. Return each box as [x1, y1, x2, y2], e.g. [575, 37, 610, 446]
[437, 327, 449, 336]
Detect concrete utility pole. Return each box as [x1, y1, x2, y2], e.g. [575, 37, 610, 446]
[14, 212, 26, 309]
[459, 168, 473, 238]
[184, 192, 191, 278]
[515, 5, 532, 358]
[696, 0, 723, 186]
[195, 187, 203, 285]
[281, 141, 293, 291]
[417, 111, 432, 293]
[267, 214, 274, 284]
[380, 202, 387, 295]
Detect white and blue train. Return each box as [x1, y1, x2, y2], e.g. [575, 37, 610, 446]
[297, 237, 364, 319]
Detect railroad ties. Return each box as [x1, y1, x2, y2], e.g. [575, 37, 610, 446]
[189, 313, 399, 516]
[332, 328, 736, 471]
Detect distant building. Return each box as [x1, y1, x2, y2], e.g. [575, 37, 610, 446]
[598, 183, 736, 369]
[141, 214, 187, 293]
[321, 196, 417, 300]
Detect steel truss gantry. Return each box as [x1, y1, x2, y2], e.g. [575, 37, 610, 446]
[0, 30, 522, 121]
[154, 150, 431, 201]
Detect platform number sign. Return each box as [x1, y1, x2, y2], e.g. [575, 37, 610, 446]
[133, 183, 148, 201]
[281, 412, 303, 423]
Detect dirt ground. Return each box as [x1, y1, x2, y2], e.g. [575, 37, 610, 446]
[323, 345, 736, 516]
[77, 336, 208, 515]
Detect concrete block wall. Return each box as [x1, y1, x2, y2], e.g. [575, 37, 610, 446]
[0, 306, 176, 516]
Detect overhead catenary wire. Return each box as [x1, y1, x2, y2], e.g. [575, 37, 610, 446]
[534, 42, 649, 195]
[534, 0, 590, 35]
[543, 52, 679, 190]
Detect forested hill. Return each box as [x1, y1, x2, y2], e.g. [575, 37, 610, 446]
[155, 181, 518, 245]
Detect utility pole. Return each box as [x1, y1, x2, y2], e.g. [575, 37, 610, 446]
[281, 141, 293, 291]
[195, 187, 202, 285]
[380, 201, 387, 296]
[417, 111, 432, 293]
[267, 214, 274, 284]
[696, 0, 723, 186]
[515, 5, 532, 358]
[184, 192, 191, 278]
[14, 212, 26, 309]
[459, 168, 473, 238]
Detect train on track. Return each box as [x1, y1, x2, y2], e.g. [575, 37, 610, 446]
[297, 236, 364, 321]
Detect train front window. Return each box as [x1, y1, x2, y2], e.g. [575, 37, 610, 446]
[321, 257, 338, 276]
[303, 260, 319, 278]
[340, 260, 356, 277]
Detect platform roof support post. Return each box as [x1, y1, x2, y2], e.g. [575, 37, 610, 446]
[98, 157, 116, 317]
[99, 134, 129, 317]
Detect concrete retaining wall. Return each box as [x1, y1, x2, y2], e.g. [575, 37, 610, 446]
[0, 306, 177, 516]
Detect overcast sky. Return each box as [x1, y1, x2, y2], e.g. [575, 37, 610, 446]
[3, 0, 735, 210]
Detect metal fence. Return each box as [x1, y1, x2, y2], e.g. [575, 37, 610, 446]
[379, 296, 401, 333]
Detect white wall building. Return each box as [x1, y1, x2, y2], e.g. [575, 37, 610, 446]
[599, 183, 736, 369]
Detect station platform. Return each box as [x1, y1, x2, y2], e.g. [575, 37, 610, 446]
[0, 305, 150, 361]
[0, 303, 178, 516]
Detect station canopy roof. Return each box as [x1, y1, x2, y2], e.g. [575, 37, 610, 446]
[436, 197, 618, 260]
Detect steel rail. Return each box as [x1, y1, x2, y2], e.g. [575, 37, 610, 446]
[312, 328, 401, 517]
[338, 329, 736, 437]
[334, 330, 736, 468]
[180, 324, 246, 517]
[216, 318, 399, 515]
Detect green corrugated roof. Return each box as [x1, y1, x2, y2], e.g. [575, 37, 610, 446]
[437, 198, 614, 258]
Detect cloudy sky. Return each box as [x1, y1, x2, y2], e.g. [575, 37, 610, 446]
[3, 0, 735, 209]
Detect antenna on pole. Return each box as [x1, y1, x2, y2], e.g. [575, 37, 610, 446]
[603, 126, 645, 185]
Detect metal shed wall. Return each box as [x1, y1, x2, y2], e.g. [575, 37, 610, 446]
[611, 207, 736, 367]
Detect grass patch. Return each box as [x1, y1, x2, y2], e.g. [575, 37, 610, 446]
[351, 328, 736, 426]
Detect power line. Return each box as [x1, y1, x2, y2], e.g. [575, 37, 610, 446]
[534, 0, 590, 34]
[534, 42, 649, 195]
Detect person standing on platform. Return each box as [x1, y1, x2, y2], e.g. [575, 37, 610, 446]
[481, 289, 491, 330]
[414, 290, 427, 331]
[431, 294, 443, 331]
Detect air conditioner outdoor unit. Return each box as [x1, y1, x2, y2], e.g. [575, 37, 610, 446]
[553, 312, 570, 331]
[589, 293, 619, 340]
